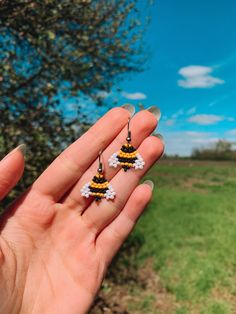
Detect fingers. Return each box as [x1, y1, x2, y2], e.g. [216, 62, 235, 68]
[81, 136, 163, 235]
[62, 110, 158, 211]
[96, 182, 153, 265]
[0, 145, 25, 200]
[32, 107, 130, 201]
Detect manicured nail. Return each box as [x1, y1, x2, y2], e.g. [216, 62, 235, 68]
[121, 104, 135, 116]
[143, 180, 154, 191]
[17, 144, 27, 156]
[154, 133, 165, 146]
[153, 133, 165, 158]
[146, 106, 161, 121]
[2, 144, 27, 161]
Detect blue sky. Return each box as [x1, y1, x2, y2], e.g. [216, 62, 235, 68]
[115, 0, 236, 155]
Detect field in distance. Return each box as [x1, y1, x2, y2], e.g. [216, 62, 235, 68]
[93, 159, 236, 314]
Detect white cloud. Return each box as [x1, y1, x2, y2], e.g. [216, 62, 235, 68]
[191, 138, 219, 144]
[172, 109, 184, 119]
[158, 124, 236, 156]
[209, 100, 218, 107]
[186, 107, 196, 115]
[165, 119, 175, 126]
[184, 131, 212, 137]
[158, 129, 218, 156]
[178, 65, 224, 88]
[122, 91, 147, 100]
[209, 93, 235, 107]
[188, 114, 225, 125]
[226, 129, 236, 136]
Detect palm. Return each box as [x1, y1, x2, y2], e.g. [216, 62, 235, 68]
[1, 198, 104, 313]
[0, 108, 163, 314]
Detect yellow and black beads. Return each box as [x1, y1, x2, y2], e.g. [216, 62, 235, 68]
[81, 173, 116, 201]
[109, 143, 145, 172]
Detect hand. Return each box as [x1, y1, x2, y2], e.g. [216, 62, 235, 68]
[0, 107, 163, 314]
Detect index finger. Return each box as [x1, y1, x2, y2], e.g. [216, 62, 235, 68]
[32, 107, 131, 201]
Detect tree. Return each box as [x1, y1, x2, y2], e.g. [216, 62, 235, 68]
[215, 139, 232, 152]
[0, 0, 148, 104]
[191, 140, 236, 161]
[0, 0, 151, 206]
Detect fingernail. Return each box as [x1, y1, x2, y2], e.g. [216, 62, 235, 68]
[121, 104, 135, 116]
[2, 144, 27, 161]
[17, 144, 27, 156]
[143, 180, 154, 191]
[153, 133, 165, 158]
[153, 133, 165, 146]
[146, 106, 161, 121]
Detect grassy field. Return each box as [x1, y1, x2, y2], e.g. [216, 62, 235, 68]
[93, 159, 236, 314]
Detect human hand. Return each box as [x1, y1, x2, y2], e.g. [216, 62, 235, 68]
[0, 107, 163, 314]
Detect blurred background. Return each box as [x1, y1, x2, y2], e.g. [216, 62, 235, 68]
[0, 0, 236, 313]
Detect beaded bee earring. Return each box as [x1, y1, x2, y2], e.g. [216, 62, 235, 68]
[108, 118, 145, 172]
[80, 151, 116, 201]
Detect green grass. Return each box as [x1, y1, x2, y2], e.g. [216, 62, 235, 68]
[131, 160, 236, 313]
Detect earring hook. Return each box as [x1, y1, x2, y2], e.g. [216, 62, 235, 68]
[126, 117, 132, 143]
[98, 150, 103, 173]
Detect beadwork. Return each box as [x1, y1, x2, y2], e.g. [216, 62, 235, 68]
[109, 143, 145, 172]
[80, 173, 115, 201]
[109, 117, 145, 172]
[81, 151, 116, 201]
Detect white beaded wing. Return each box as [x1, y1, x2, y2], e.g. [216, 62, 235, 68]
[80, 182, 91, 198]
[134, 153, 145, 169]
[108, 152, 119, 168]
[80, 174, 116, 201]
[104, 185, 116, 200]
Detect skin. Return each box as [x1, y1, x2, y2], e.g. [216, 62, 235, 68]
[0, 108, 163, 314]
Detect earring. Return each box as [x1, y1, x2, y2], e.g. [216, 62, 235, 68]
[80, 151, 116, 201]
[108, 118, 145, 172]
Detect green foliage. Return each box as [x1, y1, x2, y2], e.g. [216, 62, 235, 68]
[192, 140, 236, 161]
[0, 0, 147, 103]
[113, 160, 236, 313]
[0, 1, 151, 206]
[0, 108, 80, 208]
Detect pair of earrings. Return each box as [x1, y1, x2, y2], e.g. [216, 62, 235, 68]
[80, 118, 145, 201]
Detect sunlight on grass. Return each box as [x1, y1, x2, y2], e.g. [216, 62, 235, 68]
[131, 160, 236, 313]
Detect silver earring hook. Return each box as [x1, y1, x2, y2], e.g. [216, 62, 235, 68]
[126, 117, 132, 143]
[98, 150, 103, 173]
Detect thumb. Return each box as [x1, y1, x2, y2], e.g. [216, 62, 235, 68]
[0, 144, 26, 201]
